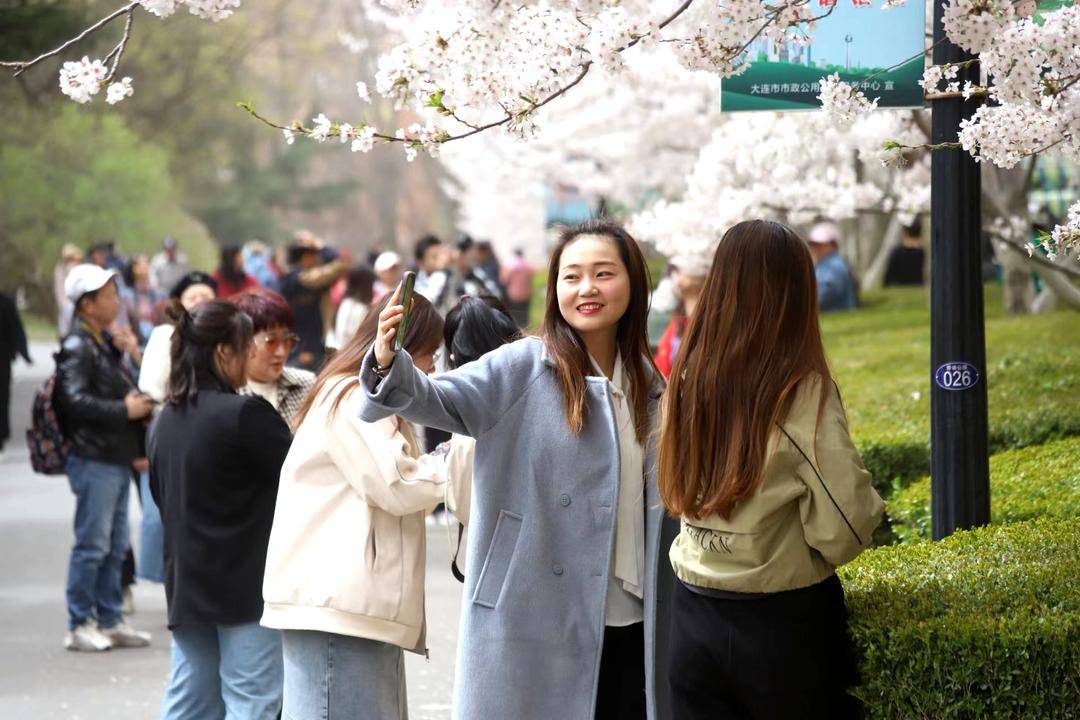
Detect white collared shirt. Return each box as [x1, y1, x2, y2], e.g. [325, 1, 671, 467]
[589, 352, 646, 627]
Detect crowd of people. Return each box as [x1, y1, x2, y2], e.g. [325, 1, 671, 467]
[33, 217, 888, 720]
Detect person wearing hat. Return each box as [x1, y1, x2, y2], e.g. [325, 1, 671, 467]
[150, 237, 190, 296]
[278, 233, 346, 371]
[653, 255, 709, 378]
[56, 264, 155, 652]
[807, 222, 858, 313]
[373, 251, 403, 301]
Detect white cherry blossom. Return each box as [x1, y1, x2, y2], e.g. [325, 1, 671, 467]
[58, 56, 108, 104]
[105, 76, 134, 105]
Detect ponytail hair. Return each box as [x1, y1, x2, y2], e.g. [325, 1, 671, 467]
[166, 299, 253, 405]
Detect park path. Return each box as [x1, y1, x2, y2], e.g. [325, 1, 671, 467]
[0, 342, 460, 720]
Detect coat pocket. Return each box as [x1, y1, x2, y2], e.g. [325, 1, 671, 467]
[472, 510, 523, 609]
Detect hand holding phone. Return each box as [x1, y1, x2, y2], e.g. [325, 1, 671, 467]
[393, 271, 417, 352]
[374, 272, 416, 369]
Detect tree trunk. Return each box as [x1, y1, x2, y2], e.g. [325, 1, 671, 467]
[862, 213, 903, 292]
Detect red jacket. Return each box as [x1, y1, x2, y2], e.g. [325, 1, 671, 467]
[653, 314, 687, 379]
[211, 271, 260, 299]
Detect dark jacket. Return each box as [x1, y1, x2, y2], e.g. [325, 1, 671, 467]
[55, 323, 143, 465]
[0, 292, 29, 365]
[148, 378, 291, 628]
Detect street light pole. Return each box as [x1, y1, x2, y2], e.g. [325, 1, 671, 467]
[929, 4, 991, 539]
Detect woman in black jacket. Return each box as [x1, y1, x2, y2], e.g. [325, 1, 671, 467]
[148, 300, 291, 720]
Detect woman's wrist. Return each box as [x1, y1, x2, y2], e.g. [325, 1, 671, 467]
[374, 353, 396, 377]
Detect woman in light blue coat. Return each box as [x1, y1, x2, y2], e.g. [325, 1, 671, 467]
[361, 220, 678, 720]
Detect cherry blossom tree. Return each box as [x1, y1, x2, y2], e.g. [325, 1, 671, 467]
[2, 0, 1077, 265]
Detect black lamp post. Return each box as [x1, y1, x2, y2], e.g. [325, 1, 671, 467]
[929, 3, 991, 539]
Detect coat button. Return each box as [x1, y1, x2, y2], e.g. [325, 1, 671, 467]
[553, 564, 564, 576]
[559, 494, 571, 507]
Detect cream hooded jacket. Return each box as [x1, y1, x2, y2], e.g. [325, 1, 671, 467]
[261, 378, 446, 652]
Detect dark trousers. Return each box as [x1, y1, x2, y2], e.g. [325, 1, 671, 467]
[0, 358, 10, 449]
[668, 575, 862, 720]
[595, 622, 646, 720]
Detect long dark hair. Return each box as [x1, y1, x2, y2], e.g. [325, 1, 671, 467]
[659, 220, 833, 520]
[166, 299, 253, 405]
[344, 265, 376, 304]
[540, 219, 658, 444]
[218, 245, 246, 285]
[444, 295, 522, 369]
[292, 292, 444, 430]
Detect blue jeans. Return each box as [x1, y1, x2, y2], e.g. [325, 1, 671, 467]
[282, 630, 407, 720]
[137, 470, 165, 582]
[161, 623, 283, 720]
[65, 456, 130, 631]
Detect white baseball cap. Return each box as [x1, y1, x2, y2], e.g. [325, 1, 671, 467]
[65, 264, 118, 303]
[374, 251, 402, 273]
[808, 222, 840, 245]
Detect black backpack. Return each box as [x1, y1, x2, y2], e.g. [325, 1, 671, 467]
[26, 370, 71, 475]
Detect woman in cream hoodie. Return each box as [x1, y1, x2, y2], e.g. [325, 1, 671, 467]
[658, 220, 883, 720]
[261, 293, 447, 720]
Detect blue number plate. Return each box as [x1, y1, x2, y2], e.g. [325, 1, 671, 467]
[935, 362, 980, 391]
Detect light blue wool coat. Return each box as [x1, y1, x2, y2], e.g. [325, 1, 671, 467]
[359, 336, 678, 720]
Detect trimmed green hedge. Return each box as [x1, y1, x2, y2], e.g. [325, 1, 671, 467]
[888, 436, 1080, 542]
[840, 518, 1080, 719]
[822, 287, 1080, 490]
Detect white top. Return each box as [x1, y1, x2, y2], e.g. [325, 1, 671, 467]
[247, 378, 279, 410]
[331, 297, 369, 350]
[590, 353, 645, 627]
[138, 324, 174, 403]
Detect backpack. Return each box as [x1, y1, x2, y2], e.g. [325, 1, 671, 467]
[26, 372, 71, 475]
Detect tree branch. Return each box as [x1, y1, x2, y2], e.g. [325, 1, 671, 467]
[1, 2, 140, 78]
[246, 0, 702, 146]
[991, 230, 1080, 280]
[104, 8, 136, 82]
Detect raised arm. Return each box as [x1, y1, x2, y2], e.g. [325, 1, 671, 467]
[358, 339, 539, 438]
[359, 285, 543, 437]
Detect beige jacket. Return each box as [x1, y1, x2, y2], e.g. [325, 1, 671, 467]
[670, 376, 884, 594]
[261, 378, 446, 652]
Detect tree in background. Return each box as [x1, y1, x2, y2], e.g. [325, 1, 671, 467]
[0, 104, 217, 314]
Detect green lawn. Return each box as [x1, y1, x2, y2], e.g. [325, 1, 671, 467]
[825, 286, 1080, 487]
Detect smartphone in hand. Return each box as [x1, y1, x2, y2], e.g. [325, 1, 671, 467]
[394, 271, 417, 352]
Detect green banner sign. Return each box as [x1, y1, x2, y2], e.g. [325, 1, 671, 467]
[721, 0, 926, 112]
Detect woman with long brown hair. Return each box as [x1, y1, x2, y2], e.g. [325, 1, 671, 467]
[260, 293, 447, 720]
[361, 219, 678, 719]
[658, 220, 884, 719]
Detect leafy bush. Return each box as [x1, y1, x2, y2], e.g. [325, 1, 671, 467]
[888, 436, 1080, 542]
[822, 287, 1080, 490]
[840, 518, 1080, 719]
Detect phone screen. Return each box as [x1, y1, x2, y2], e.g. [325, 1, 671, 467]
[394, 271, 417, 352]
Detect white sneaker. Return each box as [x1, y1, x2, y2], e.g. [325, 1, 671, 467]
[122, 586, 135, 615]
[64, 621, 113, 652]
[99, 621, 151, 648]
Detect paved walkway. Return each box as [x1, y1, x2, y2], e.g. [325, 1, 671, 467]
[0, 343, 460, 719]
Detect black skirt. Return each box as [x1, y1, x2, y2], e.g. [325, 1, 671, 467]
[668, 573, 862, 720]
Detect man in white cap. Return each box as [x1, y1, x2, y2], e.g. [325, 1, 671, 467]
[373, 250, 403, 300]
[56, 264, 154, 651]
[807, 222, 858, 313]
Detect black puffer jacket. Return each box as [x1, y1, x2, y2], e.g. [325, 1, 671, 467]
[56, 324, 144, 465]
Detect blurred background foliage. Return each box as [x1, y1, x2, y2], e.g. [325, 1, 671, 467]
[0, 0, 457, 313]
